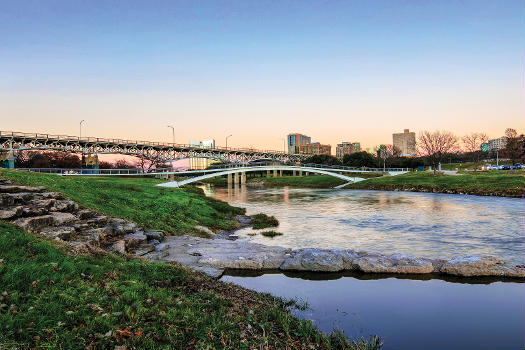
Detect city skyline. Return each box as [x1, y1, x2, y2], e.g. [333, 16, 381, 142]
[1, 1, 523, 151]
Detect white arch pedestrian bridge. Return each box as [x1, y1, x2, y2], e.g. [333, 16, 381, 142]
[156, 164, 409, 188]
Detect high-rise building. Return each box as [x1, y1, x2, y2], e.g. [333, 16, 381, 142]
[287, 133, 311, 154]
[487, 137, 507, 152]
[393, 129, 416, 156]
[300, 142, 332, 156]
[336, 142, 360, 159]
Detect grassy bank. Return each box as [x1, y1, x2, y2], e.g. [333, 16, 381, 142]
[345, 171, 525, 197]
[0, 221, 380, 350]
[0, 170, 244, 234]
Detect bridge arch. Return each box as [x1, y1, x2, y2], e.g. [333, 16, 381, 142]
[156, 166, 364, 188]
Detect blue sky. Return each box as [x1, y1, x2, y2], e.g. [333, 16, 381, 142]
[1, 0, 523, 149]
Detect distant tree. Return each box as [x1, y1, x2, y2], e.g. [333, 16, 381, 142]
[503, 128, 525, 164]
[114, 159, 136, 169]
[98, 161, 114, 169]
[134, 154, 169, 171]
[302, 154, 341, 166]
[417, 130, 459, 172]
[14, 150, 80, 168]
[342, 151, 377, 168]
[461, 132, 488, 168]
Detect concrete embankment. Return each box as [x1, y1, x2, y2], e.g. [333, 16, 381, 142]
[2, 179, 523, 280]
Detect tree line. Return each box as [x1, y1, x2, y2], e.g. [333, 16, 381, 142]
[302, 128, 525, 169]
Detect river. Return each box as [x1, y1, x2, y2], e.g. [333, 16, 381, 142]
[201, 185, 525, 349]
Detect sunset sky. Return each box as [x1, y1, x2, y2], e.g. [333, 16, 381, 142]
[1, 0, 523, 153]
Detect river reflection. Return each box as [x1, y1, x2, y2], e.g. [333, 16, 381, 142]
[202, 185, 525, 265]
[222, 272, 525, 350]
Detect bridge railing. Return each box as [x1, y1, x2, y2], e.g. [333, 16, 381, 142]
[13, 167, 181, 175]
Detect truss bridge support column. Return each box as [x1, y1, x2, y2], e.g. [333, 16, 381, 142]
[279, 170, 283, 177]
[234, 172, 240, 185]
[241, 172, 246, 184]
[266, 170, 271, 177]
[273, 169, 277, 177]
[227, 173, 232, 186]
[293, 170, 297, 176]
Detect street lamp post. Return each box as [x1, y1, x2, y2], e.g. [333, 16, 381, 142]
[167, 125, 175, 144]
[167, 125, 175, 169]
[225, 135, 233, 164]
[80, 120, 85, 173]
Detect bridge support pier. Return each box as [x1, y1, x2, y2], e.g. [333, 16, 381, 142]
[234, 172, 239, 185]
[305, 172, 309, 176]
[273, 169, 277, 177]
[299, 170, 303, 176]
[227, 173, 232, 185]
[279, 170, 283, 177]
[241, 172, 246, 184]
[266, 170, 271, 177]
[293, 170, 297, 176]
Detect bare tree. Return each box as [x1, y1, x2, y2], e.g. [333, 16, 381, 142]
[134, 154, 169, 171]
[417, 130, 459, 172]
[462, 132, 488, 167]
[504, 128, 525, 164]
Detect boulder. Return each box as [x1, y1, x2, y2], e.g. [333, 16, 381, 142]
[195, 225, 214, 236]
[280, 248, 345, 272]
[1, 193, 34, 206]
[123, 231, 147, 248]
[51, 199, 78, 212]
[14, 215, 55, 232]
[49, 212, 77, 226]
[77, 209, 96, 220]
[109, 240, 126, 255]
[145, 231, 164, 240]
[131, 245, 155, 256]
[353, 254, 434, 274]
[83, 226, 114, 241]
[0, 185, 45, 193]
[440, 256, 525, 278]
[22, 206, 49, 216]
[0, 206, 23, 219]
[39, 226, 76, 241]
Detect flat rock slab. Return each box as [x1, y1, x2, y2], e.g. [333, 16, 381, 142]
[280, 248, 358, 272]
[440, 255, 525, 278]
[144, 236, 291, 271]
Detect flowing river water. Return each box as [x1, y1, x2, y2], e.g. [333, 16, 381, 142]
[202, 185, 525, 349]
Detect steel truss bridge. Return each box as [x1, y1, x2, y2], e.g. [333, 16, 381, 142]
[0, 130, 306, 163]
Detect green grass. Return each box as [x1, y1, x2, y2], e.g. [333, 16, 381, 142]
[251, 213, 279, 230]
[0, 170, 244, 234]
[346, 171, 525, 197]
[440, 161, 516, 171]
[261, 231, 283, 238]
[0, 221, 381, 350]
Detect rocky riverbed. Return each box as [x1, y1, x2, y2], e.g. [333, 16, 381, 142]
[1, 179, 524, 279]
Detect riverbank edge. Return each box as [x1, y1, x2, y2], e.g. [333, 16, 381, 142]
[342, 183, 525, 198]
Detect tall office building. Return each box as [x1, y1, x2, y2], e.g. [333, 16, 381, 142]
[487, 137, 507, 152]
[336, 142, 360, 159]
[393, 129, 416, 156]
[287, 133, 311, 154]
[300, 142, 332, 156]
